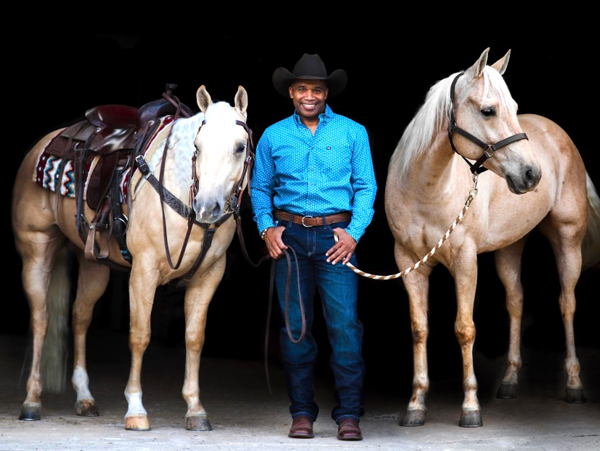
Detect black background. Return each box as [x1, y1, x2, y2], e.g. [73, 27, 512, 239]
[5, 17, 599, 400]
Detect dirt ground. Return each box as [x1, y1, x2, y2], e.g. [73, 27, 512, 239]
[1, 327, 598, 451]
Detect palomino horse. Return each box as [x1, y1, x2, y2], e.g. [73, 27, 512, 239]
[11, 85, 252, 431]
[385, 48, 600, 427]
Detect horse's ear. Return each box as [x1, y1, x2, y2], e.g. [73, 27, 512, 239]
[197, 85, 212, 113]
[235, 86, 248, 119]
[491, 49, 511, 75]
[466, 47, 489, 80]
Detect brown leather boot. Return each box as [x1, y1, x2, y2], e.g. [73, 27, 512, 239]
[288, 415, 314, 438]
[337, 417, 362, 440]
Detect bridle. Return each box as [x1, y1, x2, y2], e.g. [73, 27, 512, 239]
[447, 72, 529, 175]
[189, 118, 255, 224]
[135, 97, 255, 285]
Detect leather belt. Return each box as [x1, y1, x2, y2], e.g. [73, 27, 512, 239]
[275, 210, 351, 227]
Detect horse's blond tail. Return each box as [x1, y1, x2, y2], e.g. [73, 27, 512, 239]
[40, 246, 71, 394]
[582, 172, 600, 270]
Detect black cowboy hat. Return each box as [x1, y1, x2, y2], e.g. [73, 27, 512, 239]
[272, 53, 348, 97]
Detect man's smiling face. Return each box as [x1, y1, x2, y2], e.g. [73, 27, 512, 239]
[289, 80, 329, 125]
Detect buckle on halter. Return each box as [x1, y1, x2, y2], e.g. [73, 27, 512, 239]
[483, 145, 495, 159]
[301, 215, 314, 227]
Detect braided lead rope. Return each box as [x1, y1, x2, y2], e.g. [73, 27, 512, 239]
[346, 175, 479, 280]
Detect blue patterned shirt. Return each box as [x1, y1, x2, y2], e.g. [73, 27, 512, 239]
[251, 105, 377, 243]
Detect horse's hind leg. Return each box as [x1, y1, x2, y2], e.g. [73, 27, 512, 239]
[540, 220, 586, 403]
[182, 255, 227, 431]
[494, 237, 527, 399]
[71, 254, 110, 416]
[14, 230, 67, 420]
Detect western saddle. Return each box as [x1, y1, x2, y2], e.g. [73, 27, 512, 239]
[43, 84, 193, 269]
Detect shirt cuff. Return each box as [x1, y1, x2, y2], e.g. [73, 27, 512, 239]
[345, 226, 363, 244]
[257, 215, 277, 236]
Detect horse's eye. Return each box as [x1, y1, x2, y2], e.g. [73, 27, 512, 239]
[236, 144, 246, 154]
[481, 107, 496, 117]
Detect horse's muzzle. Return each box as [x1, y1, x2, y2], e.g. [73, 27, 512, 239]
[194, 198, 224, 224]
[506, 164, 542, 194]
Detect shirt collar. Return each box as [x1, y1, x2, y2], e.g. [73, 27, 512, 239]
[292, 104, 334, 127]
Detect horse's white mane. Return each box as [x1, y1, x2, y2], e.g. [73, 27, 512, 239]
[390, 66, 517, 179]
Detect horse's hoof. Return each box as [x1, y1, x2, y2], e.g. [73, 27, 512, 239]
[19, 404, 42, 421]
[186, 415, 212, 431]
[565, 387, 586, 404]
[399, 409, 425, 427]
[76, 399, 100, 417]
[125, 414, 151, 431]
[459, 409, 483, 428]
[496, 382, 518, 399]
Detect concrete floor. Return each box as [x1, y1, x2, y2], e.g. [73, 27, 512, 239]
[0, 328, 598, 451]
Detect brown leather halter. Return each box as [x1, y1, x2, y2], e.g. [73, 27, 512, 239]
[448, 72, 529, 174]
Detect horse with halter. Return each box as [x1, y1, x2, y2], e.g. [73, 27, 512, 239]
[383, 48, 600, 427]
[11, 84, 253, 431]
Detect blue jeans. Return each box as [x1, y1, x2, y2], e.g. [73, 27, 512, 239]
[274, 217, 365, 423]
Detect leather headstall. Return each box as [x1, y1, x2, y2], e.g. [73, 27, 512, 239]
[134, 102, 255, 286]
[447, 72, 529, 175]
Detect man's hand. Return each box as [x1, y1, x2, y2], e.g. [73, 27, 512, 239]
[326, 228, 356, 265]
[264, 226, 288, 259]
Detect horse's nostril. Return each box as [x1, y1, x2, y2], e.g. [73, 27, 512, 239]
[526, 169, 534, 181]
[522, 165, 541, 189]
[195, 198, 223, 222]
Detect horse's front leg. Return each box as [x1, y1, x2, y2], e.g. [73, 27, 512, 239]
[124, 261, 158, 431]
[397, 244, 432, 427]
[182, 255, 227, 431]
[452, 251, 482, 427]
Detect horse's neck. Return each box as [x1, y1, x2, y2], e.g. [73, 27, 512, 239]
[404, 135, 466, 200]
[145, 116, 201, 201]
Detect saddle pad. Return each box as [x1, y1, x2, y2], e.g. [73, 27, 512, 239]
[32, 115, 171, 201]
[33, 153, 77, 197]
[33, 145, 131, 202]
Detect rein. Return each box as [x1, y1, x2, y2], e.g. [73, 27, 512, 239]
[157, 95, 195, 272]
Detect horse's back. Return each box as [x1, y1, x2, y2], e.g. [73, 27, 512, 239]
[518, 113, 589, 235]
[519, 113, 585, 174]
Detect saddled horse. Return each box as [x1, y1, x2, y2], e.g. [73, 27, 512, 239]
[11, 85, 252, 431]
[385, 48, 600, 427]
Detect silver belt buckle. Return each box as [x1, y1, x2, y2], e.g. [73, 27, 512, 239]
[301, 215, 313, 227]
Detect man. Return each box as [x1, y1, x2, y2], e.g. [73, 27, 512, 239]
[251, 53, 377, 441]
